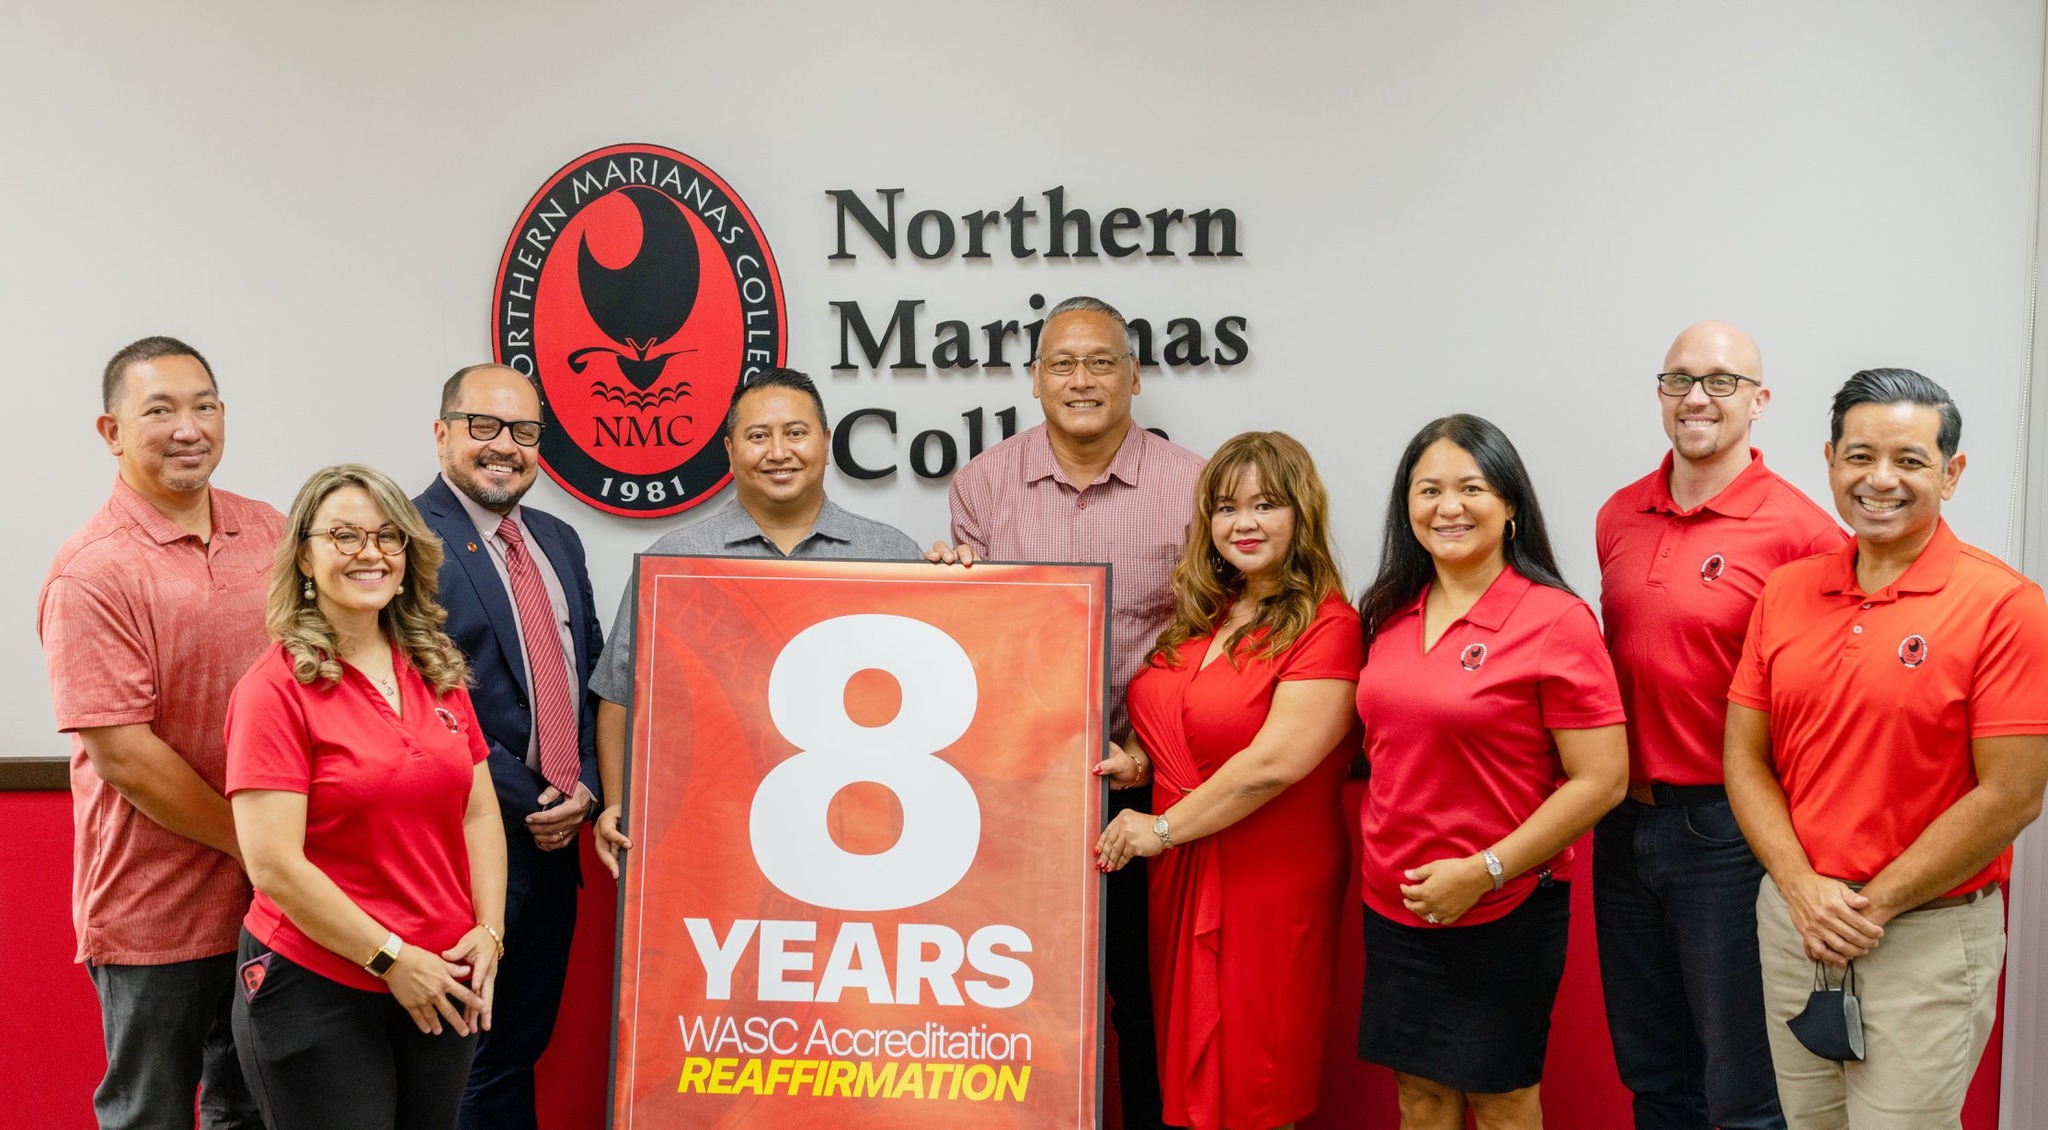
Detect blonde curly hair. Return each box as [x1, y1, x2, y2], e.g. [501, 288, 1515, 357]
[1148, 431, 1344, 669]
[265, 463, 468, 693]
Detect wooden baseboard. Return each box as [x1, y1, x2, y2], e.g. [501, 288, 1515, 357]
[0, 757, 69, 791]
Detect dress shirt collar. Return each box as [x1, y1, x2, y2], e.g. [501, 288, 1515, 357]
[704, 496, 858, 551]
[440, 472, 524, 541]
[1018, 421, 1151, 489]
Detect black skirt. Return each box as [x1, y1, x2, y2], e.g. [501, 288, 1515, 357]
[1356, 881, 1570, 1094]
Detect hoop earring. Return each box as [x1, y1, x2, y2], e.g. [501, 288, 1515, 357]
[1507, 518, 1518, 541]
[301, 577, 314, 600]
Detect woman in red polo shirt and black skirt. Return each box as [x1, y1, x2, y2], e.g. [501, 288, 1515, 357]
[1354, 415, 1627, 1129]
[224, 464, 507, 1130]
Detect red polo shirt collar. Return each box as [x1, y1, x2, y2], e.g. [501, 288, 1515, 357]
[1390, 564, 1535, 632]
[1820, 519, 1963, 599]
[1631, 449, 1776, 520]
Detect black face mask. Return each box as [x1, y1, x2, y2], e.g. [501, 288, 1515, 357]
[1787, 960, 1864, 1062]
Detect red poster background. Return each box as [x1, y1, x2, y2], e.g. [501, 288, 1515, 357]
[612, 557, 1108, 1129]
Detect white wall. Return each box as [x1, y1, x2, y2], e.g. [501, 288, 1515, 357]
[10, 0, 2043, 761]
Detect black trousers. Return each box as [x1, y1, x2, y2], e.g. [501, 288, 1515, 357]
[460, 834, 579, 1130]
[231, 930, 479, 1130]
[1106, 785, 1168, 1129]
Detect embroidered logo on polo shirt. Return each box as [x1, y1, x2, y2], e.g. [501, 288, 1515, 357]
[1700, 553, 1726, 583]
[1459, 643, 1488, 671]
[1898, 635, 1929, 668]
[435, 707, 462, 733]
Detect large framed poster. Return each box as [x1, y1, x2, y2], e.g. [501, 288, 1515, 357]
[611, 556, 1109, 1129]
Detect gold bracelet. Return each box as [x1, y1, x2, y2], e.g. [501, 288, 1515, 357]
[479, 922, 505, 959]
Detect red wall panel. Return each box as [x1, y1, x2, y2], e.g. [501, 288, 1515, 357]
[8, 784, 2004, 1128]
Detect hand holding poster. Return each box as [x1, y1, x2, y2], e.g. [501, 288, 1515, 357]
[611, 556, 1108, 1128]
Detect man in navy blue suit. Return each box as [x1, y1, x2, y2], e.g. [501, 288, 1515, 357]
[415, 363, 604, 1130]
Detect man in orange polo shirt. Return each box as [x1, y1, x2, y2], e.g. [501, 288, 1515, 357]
[1726, 368, 2048, 1126]
[38, 337, 282, 1129]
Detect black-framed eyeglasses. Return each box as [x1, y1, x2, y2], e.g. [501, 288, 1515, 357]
[303, 524, 409, 556]
[442, 412, 545, 446]
[1656, 372, 1760, 398]
[1039, 354, 1130, 377]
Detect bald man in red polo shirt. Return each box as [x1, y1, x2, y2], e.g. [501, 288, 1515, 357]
[1596, 322, 1842, 1130]
[1726, 368, 2048, 1127]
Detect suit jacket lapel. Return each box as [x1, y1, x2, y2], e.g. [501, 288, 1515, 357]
[422, 478, 531, 699]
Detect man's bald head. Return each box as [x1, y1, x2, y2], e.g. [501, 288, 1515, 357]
[1659, 320, 1769, 466]
[1664, 321, 1762, 382]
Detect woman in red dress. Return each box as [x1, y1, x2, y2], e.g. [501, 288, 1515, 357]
[1096, 430, 1363, 1130]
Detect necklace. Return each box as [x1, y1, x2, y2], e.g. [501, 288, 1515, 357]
[338, 631, 399, 704]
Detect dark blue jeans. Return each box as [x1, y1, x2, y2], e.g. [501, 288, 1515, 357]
[1594, 798, 1784, 1130]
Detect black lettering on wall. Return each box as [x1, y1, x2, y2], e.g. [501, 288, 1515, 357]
[831, 299, 926, 371]
[932, 320, 975, 369]
[908, 209, 956, 259]
[833, 407, 898, 479]
[1188, 208, 1240, 257]
[1213, 316, 1249, 365]
[1101, 207, 1142, 257]
[1044, 186, 1096, 258]
[827, 188, 903, 260]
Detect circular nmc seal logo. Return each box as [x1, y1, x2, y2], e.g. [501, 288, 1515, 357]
[1899, 634, 1929, 668]
[494, 144, 785, 517]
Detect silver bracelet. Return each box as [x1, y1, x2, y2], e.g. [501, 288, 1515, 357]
[1481, 848, 1505, 891]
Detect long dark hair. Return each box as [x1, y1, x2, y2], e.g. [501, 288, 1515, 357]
[1357, 414, 1572, 650]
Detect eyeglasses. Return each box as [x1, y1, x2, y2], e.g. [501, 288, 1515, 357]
[1039, 354, 1130, 377]
[442, 412, 545, 446]
[1656, 372, 1760, 398]
[304, 524, 410, 556]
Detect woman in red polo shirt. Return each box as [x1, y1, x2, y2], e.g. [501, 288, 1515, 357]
[1094, 431, 1363, 1130]
[224, 464, 506, 1130]
[1353, 415, 1627, 1129]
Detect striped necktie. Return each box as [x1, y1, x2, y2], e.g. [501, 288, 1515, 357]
[497, 516, 581, 796]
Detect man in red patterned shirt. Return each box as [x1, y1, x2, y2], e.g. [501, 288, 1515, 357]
[39, 337, 282, 1129]
[931, 296, 1203, 1130]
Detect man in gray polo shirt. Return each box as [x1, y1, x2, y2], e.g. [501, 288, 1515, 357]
[589, 367, 920, 875]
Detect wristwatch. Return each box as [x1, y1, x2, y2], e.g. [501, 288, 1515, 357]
[364, 932, 404, 978]
[1153, 816, 1175, 850]
[1481, 849, 1505, 891]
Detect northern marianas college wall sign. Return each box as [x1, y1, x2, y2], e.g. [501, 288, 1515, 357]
[494, 143, 786, 518]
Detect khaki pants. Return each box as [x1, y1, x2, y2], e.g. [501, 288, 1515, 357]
[1755, 880, 2003, 1129]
